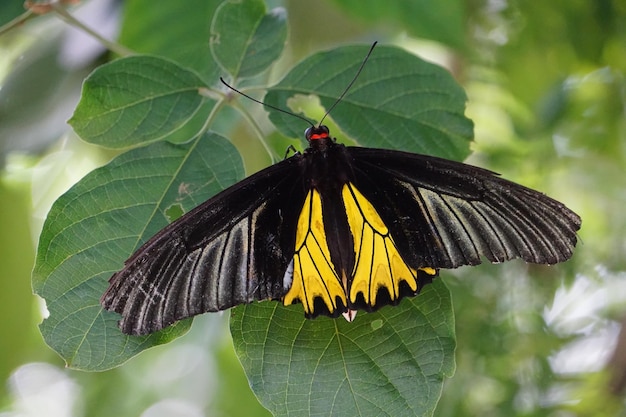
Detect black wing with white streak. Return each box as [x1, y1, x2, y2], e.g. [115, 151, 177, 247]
[101, 157, 306, 335]
[347, 147, 581, 269]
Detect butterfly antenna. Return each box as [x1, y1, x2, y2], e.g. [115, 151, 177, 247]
[318, 41, 377, 126]
[220, 77, 315, 127]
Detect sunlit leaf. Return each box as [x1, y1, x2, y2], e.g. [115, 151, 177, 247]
[265, 44, 473, 161]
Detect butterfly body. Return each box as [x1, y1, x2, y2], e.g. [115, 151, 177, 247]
[101, 125, 580, 335]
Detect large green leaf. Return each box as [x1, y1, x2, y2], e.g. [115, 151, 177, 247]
[265, 44, 473, 161]
[211, 0, 288, 79]
[33, 133, 244, 370]
[231, 280, 456, 417]
[69, 56, 210, 148]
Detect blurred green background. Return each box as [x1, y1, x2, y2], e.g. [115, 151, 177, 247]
[1, 0, 625, 416]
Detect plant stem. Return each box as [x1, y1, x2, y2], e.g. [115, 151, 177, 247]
[51, 3, 135, 57]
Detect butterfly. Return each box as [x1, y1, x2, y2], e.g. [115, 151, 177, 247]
[101, 46, 581, 336]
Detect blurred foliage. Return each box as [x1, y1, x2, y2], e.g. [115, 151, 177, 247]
[0, 0, 625, 416]
[0, 2, 25, 27]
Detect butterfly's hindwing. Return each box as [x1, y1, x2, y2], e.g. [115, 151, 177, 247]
[283, 189, 347, 316]
[282, 181, 435, 317]
[342, 183, 422, 306]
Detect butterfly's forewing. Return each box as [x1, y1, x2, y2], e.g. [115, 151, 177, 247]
[347, 147, 581, 269]
[101, 157, 307, 335]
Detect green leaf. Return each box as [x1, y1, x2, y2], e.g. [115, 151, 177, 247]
[328, 0, 467, 50]
[119, 0, 223, 83]
[211, 0, 288, 79]
[0, 2, 25, 27]
[265, 44, 473, 161]
[69, 56, 210, 149]
[231, 280, 456, 417]
[33, 133, 244, 370]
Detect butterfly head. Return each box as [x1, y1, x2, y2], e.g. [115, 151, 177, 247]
[305, 125, 330, 143]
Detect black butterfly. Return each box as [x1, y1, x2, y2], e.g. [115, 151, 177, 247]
[101, 48, 581, 336]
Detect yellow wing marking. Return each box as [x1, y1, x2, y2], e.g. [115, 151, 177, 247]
[283, 189, 346, 314]
[343, 183, 421, 306]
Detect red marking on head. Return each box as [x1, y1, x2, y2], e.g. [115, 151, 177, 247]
[310, 132, 329, 140]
